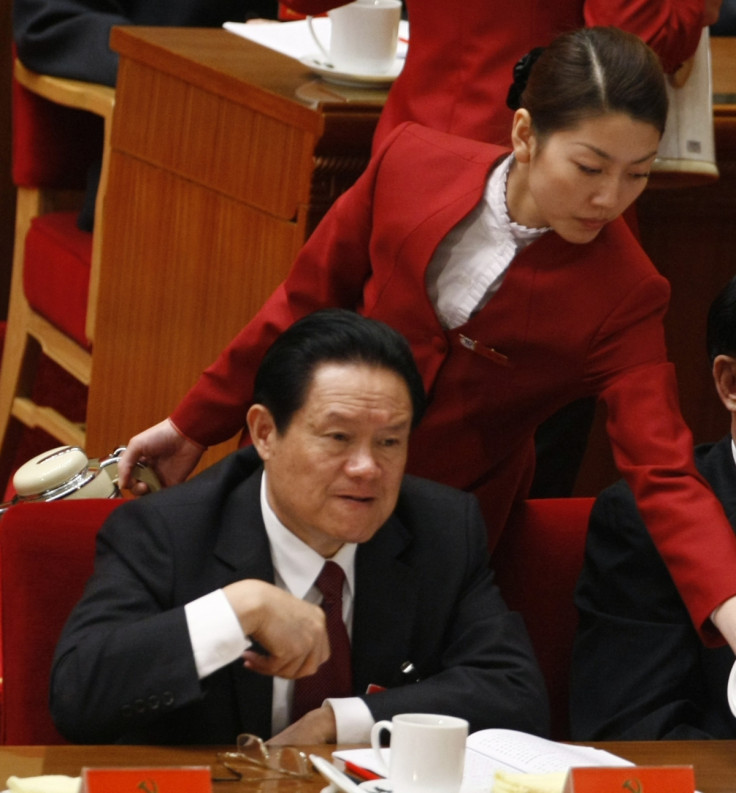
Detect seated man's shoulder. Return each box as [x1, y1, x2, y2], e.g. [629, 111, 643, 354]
[395, 475, 483, 536]
[107, 446, 263, 533]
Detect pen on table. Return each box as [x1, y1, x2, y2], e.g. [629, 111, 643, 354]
[343, 760, 382, 782]
[310, 754, 366, 793]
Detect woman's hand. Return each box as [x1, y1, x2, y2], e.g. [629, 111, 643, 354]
[117, 418, 205, 492]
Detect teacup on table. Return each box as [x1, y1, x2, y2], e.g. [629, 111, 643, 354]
[370, 713, 469, 793]
[307, 0, 402, 75]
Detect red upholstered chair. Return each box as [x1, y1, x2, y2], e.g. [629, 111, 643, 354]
[0, 499, 121, 744]
[492, 497, 594, 741]
[0, 56, 115, 488]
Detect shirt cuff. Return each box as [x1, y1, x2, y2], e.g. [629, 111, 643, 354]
[326, 696, 375, 743]
[185, 589, 250, 679]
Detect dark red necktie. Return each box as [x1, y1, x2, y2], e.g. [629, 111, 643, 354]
[291, 561, 353, 722]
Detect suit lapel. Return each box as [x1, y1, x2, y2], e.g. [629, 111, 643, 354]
[351, 514, 420, 693]
[209, 461, 425, 728]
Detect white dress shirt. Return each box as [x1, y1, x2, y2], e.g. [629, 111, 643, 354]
[184, 472, 373, 741]
[425, 154, 549, 329]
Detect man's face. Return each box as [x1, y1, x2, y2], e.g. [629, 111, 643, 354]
[251, 362, 413, 557]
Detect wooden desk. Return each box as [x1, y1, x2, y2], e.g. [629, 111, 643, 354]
[87, 28, 388, 468]
[0, 742, 734, 792]
[0, 744, 334, 789]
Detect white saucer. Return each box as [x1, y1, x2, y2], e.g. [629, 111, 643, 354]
[299, 55, 404, 88]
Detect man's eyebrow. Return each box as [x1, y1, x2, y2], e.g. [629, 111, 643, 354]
[385, 419, 412, 432]
[576, 142, 658, 164]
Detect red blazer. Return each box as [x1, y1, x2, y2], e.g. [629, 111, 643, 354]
[283, 0, 706, 147]
[172, 123, 736, 643]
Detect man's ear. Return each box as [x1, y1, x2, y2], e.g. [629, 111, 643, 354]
[712, 355, 736, 413]
[247, 404, 277, 460]
[511, 109, 535, 164]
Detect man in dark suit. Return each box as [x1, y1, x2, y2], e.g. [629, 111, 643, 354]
[571, 276, 736, 740]
[13, 0, 277, 89]
[50, 309, 548, 745]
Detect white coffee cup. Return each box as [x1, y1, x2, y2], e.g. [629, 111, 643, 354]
[307, 0, 402, 75]
[370, 713, 468, 793]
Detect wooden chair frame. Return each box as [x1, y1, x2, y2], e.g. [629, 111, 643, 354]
[0, 61, 114, 485]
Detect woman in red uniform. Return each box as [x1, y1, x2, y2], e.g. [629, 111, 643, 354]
[284, 0, 719, 148]
[119, 27, 736, 654]
[284, 0, 719, 497]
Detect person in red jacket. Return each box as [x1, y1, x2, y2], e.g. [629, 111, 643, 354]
[284, 0, 721, 497]
[118, 27, 736, 656]
[283, 0, 720, 149]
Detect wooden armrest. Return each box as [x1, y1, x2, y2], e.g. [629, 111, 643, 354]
[13, 59, 115, 121]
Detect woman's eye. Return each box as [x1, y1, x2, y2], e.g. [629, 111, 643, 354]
[577, 164, 600, 175]
[629, 171, 651, 181]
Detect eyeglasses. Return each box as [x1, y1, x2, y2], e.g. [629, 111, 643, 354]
[213, 733, 314, 783]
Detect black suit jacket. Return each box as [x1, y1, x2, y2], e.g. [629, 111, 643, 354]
[571, 436, 736, 739]
[14, 0, 277, 87]
[51, 447, 548, 744]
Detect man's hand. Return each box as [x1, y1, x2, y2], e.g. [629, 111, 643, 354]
[711, 594, 736, 653]
[117, 418, 205, 492]
[224, 579, 330, 678]
[268, 703, 337, 745]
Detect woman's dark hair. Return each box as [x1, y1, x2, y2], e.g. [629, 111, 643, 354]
[707, 275, 736, 363]
[508, 26, 668, 138]
[252, 309, 427, 433]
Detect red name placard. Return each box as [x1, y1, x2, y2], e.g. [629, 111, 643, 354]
[564, 766, 695, 793]
[83, 766, 211, 793]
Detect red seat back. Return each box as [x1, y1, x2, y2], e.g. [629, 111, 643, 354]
[0, 499, 121, 744]
[11, 52, 102, 190]
[492, 498, 594, 740]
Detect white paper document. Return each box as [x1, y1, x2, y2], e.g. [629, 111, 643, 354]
[463, 729, 631, 780]
[333, 729, 632, 792]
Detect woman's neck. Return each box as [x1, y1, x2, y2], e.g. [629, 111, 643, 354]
[505, 157, 541, 229]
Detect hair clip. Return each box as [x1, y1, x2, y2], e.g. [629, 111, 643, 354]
[506, 46, 545, 110]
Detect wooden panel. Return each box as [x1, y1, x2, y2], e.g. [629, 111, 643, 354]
[113, 59, 316, 219]
[87, 29, 385, 465]
[86, 153, 305, 459]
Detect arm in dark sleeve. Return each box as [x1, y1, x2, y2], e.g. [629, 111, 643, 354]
[571, 481, 726, 739]
[13, 0, 132, 86]
[49, 500, 208, 743]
